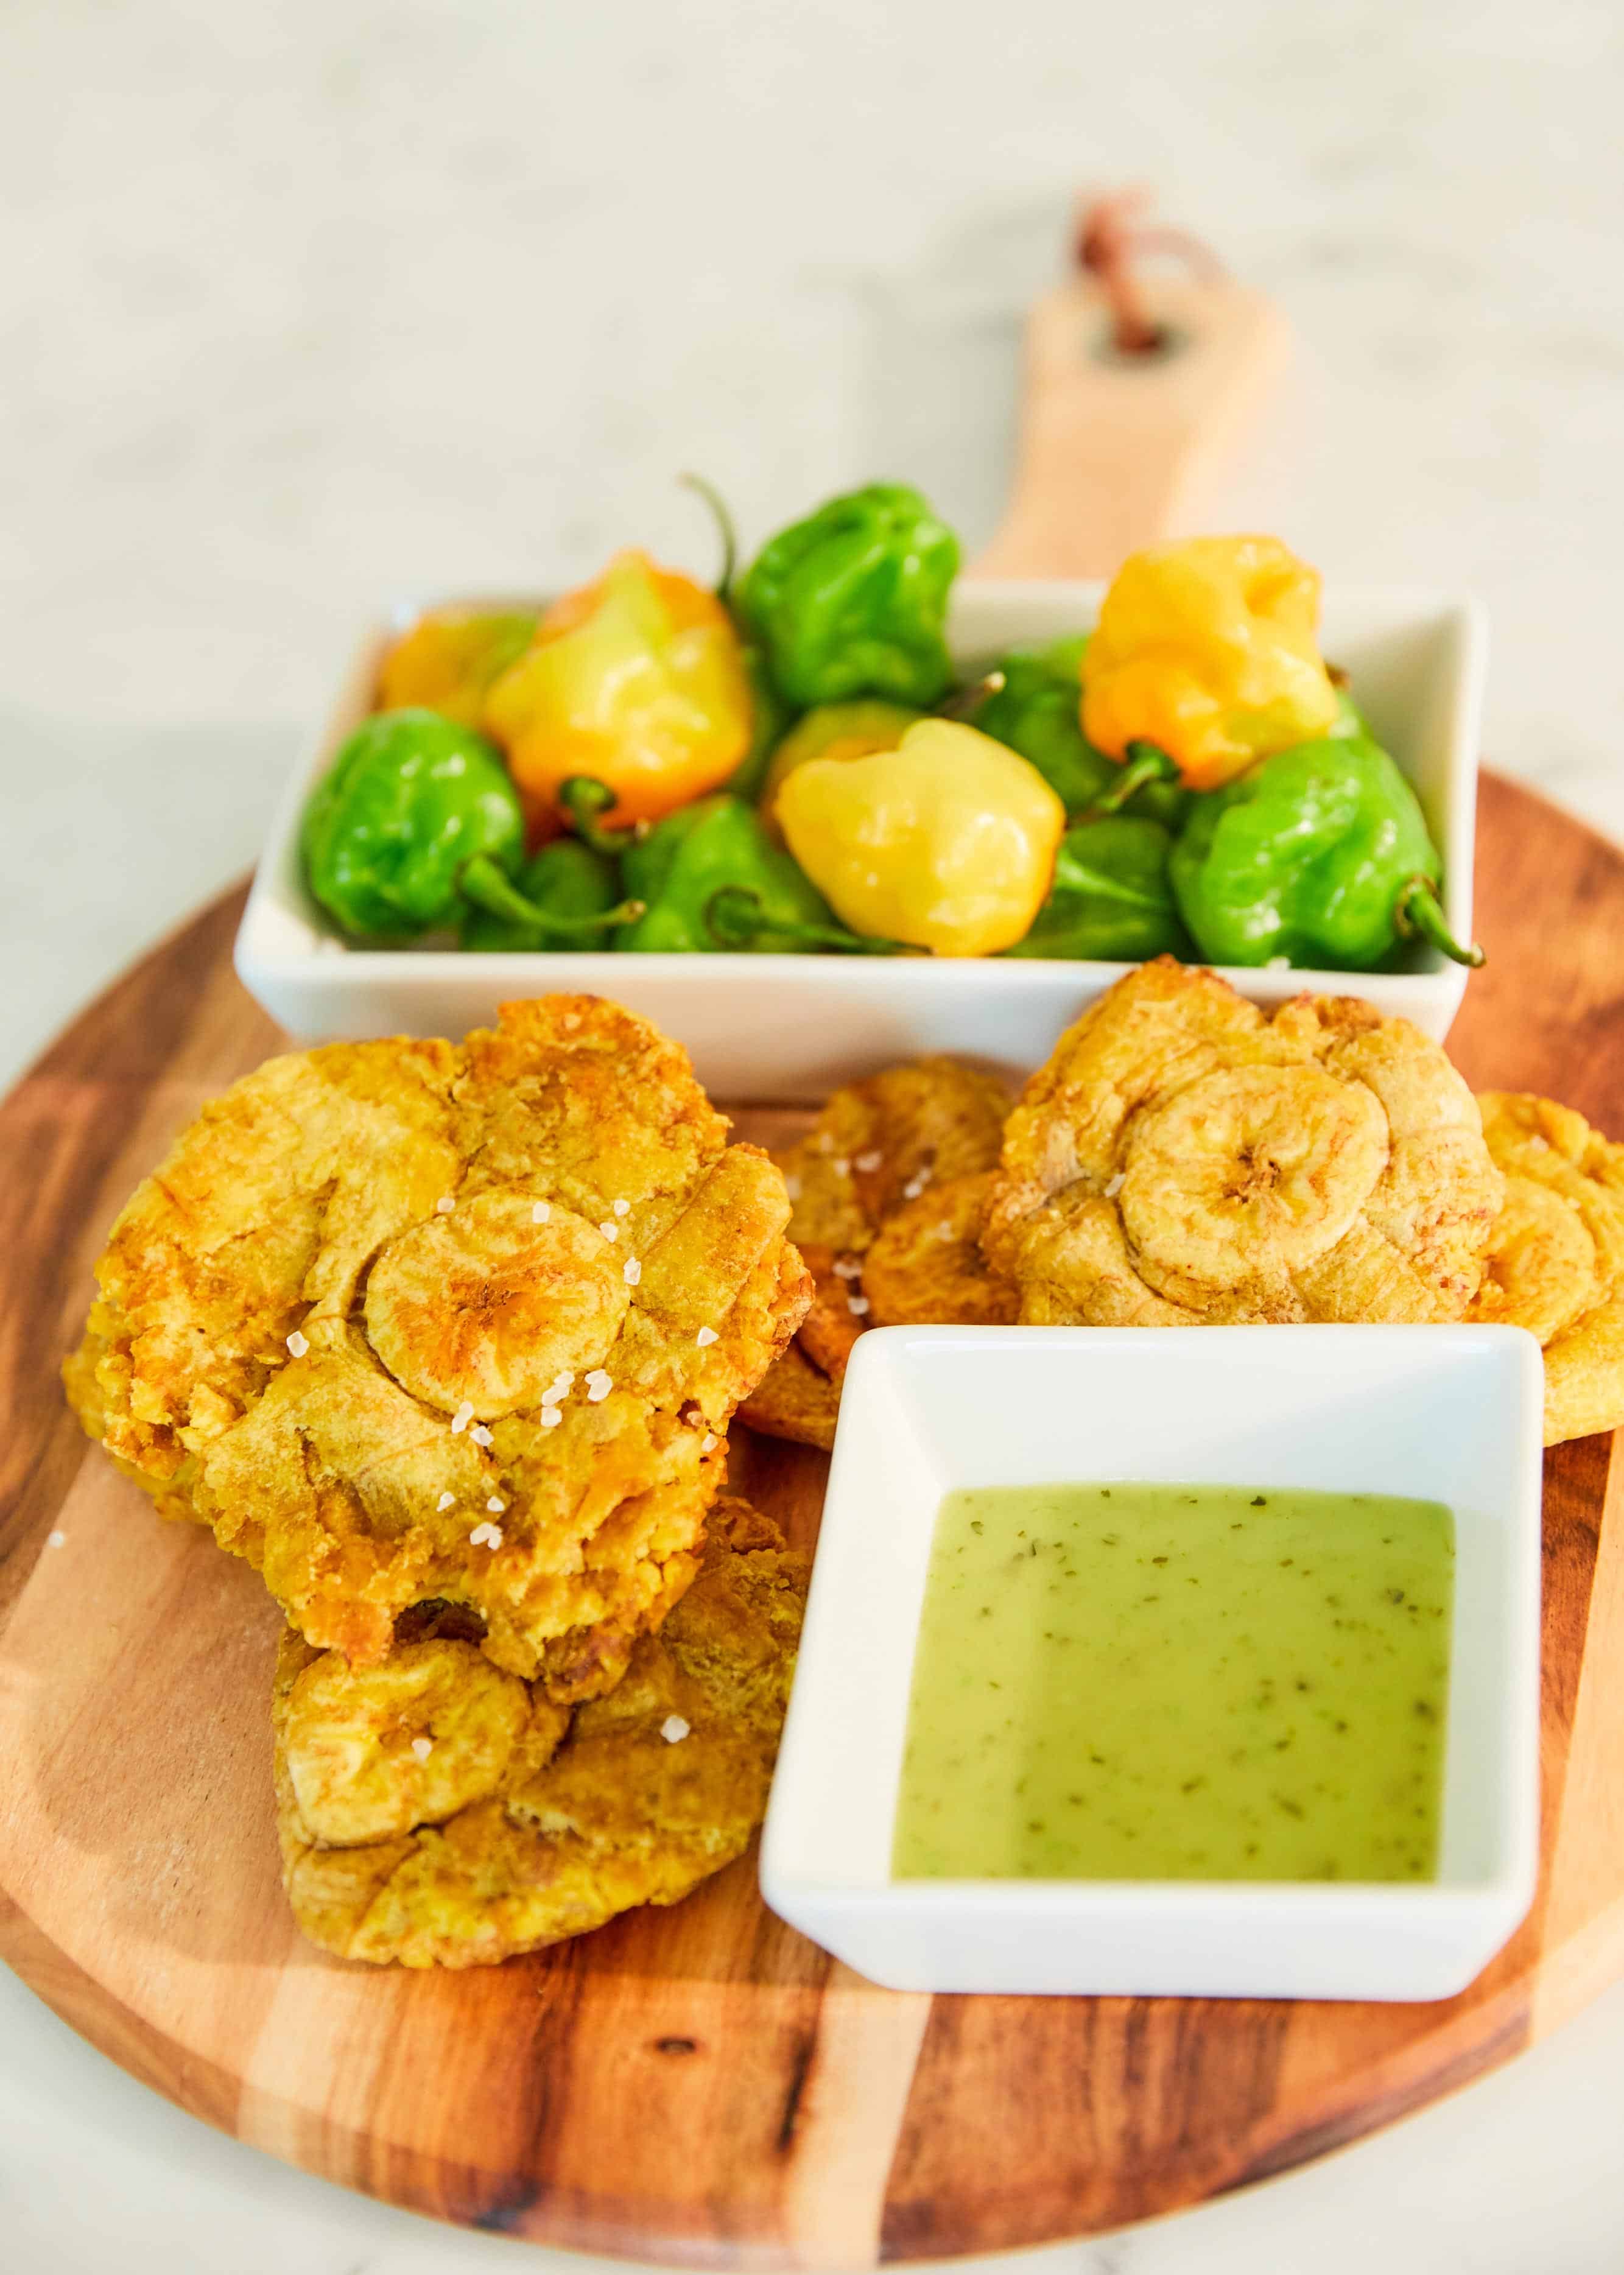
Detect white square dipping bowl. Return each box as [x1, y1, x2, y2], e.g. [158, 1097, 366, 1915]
[235, 583, 1485, 1100]
[761, 1324, 1543, 2002]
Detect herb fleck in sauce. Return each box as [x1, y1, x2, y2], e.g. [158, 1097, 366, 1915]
[891, 1483, 1454, 1883]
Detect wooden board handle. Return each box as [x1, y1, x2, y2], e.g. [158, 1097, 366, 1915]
[973, 275, 1291, 581]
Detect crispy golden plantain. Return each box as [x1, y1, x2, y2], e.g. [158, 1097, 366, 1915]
[736, 1341, 841, 1452]
[862, 1171, 1019, 1328]
[273, 1497, 807, 1967]
[1468, 1092, 1624, 1445]
[773, 1057, 1009, 1254]
[984, 960, 1501, 1327]
[793, 1242, 868, 1383]
[745, 1057, 1011, 1449]
[66, 997, 810, 1695]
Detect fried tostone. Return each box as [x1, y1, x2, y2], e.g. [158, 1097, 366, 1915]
[273, 1497, 807, 1967]
[773, 1056, 1010, 1254]
[1467, 1092, 1624, 1445]
[737, 1341, 842, 1453]
[862, 1171, 1019, 1328]
[983, 958, 1502, 1327]
[742, 1057, 1011, 1452]
[66, 997, 810, 1696]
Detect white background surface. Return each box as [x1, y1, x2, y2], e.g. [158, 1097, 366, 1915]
[3, 2, 1623, 2269]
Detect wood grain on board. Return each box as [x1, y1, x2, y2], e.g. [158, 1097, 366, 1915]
[1, 774, 1622, 2264]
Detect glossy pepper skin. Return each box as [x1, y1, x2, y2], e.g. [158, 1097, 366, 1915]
[617, 794, 837, 953]
[776, 719, 1065, 958]
[968, 636, 1190, 828]
[1082, 536, 1340, 791]
[378, 608, 538, 729]
[483, 550, 754, 828]
[301, 709, 588, 941]
[460, 838, 624, 951]
[1169, 735, 1482, 970]
[1004, 816, 1188, 963]
[735, 483, 960, 709]
[758, 698, 924, 829]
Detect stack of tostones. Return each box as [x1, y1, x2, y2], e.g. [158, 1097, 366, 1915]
[740, 1056, 1016, 1449]
[275, 1497, 807, 1967]
[983, 958, 1503, 1328]
[1468, 1092, 1624, 1445]
[66, 995, 812, 1965]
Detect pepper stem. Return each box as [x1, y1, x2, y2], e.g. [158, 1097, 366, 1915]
[1081, 738, 1183, 818]
[459, 855, 645, 938]
[679, 472, 739, 601]
[1393, 876, 1485, 968]
[935, 669, 1006, 720]
[558, 775, 649, 856]
[703, 885, 912, 955]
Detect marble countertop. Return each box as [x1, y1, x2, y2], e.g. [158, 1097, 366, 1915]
[4, 1, 1623, 2268]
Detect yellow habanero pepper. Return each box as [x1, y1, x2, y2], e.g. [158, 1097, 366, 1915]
[776, 719, 1064, 958]
[758, 699, 924, 836]
[483, 550, 753, 827]
[378, 607, 538, 729]
[1081, 535, 1340, 792]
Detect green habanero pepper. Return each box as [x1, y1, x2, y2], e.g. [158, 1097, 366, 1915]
[734, 482, 960, 710]
[617, 794, 877, 954]
[1327, 683, 1373, 739]
[1169, 736, 1484, 971]
[301, 709, 641, 944]
[965, 636, 1191, 828]
[1003, 816, 1189, 963]
[460, 837, 639, 950]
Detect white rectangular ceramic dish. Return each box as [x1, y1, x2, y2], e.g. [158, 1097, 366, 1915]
[236, 583, 1486, 1100]
[760, 1324, 1542, 2002]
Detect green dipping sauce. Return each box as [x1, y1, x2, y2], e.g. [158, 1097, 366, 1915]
[892, 1483, 1455, 1884]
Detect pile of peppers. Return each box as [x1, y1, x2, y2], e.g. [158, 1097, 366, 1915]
[300, 505, 1481, 975]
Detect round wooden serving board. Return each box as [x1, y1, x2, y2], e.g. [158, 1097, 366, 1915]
[1, 773, 1622, 2265]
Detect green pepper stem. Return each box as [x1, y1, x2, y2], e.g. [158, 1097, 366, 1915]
[459, 855, 645, 938]
[935, 670, 1006, 720]
[1080, 738, 1183, 818]
[703, 885, 912, 955]
[558, 775, 649, 856]
[679, 472, 739, 601]
[1394, 876, 1485, 968]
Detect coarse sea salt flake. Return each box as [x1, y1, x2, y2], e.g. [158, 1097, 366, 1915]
[833, 1256, 862, 1279]
[451, 1401, 474, 1433]
[831, 1157, 850, 1176]
[436, 1492, 455, 1513]
[661, 1716, 691, 1745]
[435, 1195, 455, 1214]
[47, 1531, 65, 1549]
[847, 1294, 871, 1317]
[585, 1370, 613, 1402]
[486, 1496, 506, 1514]
[286, 1331, 309, 1358]
[532, 1200, 551, 1223]
[695, 1325, 719, 1347]
[410, 1737, 434, 1762]
[540, 1405, 563, 1429]
[1105, 1171, 1125, 1199]
[613, 1198, 630, 1217]
[701, 1433, 717, 1453]
[902, 1172, 929, 1200]
[854, 1149, 883, 1172]
[470, 1424, 493, 1446]
[599, 1221, 619, 1242]
[623, 1257, 642, 1285]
